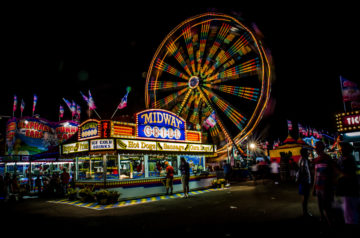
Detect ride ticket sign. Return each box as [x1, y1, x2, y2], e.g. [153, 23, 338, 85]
[136, 109, 186, 141]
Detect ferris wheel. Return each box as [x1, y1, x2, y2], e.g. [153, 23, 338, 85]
[145, 12, 272, 154]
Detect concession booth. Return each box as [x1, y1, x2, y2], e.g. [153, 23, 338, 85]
[60, 109, 216, 199]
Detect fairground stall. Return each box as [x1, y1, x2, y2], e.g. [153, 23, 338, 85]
[1, 116, 79, 188]
[60, 109, 216, 199]
[336, 110, 360, 166]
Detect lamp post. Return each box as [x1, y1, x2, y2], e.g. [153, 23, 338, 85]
[249, 142, 256, 164]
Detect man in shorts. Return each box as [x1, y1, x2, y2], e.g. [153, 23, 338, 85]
[165, 161, 174, 195]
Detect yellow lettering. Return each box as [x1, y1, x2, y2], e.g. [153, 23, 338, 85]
[157, 112, 163, 123]
[141, 113, 153, 125]
[176, 118, 182, 129]
[163, 113, 171, 125]
[171, 117, 176, 127]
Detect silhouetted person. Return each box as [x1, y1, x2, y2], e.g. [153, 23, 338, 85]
[337, 142, 359, 224]
[296, 148, 312, 217]
[313, 141, 336, 226]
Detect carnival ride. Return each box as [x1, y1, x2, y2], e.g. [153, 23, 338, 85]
[145, 12, 272, 154]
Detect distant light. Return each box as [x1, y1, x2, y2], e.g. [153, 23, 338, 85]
[24, 120, 28, 124]
[249, 143, 256, 149]
[344, 132, 360, 137]
[63, 122, 69, 127]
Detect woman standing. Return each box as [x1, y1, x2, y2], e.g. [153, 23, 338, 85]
[296, 148, 312, 217]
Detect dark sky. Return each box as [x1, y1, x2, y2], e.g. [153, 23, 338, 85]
[1, 3, 359, 143]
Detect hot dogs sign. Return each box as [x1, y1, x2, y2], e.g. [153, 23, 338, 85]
[136, 109, 186, 141]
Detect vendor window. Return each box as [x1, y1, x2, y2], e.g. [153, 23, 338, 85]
[120, 156, 144, 179]
[148, 156, 178, 177]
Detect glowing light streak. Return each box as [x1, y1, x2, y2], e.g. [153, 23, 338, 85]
[200, 23, 231, 75]
[183, 24, 196, 74]
[176, 88, 193, 115]
[166, 41, 192, 76]
[197, 21, 210, 74]
[149, 81, 187, 90]
[205, 33, 251, 77]
[207, 85, 260, 101]
[189, 94, 202, 124]
[152, 88, 188, 108]
[206, 58, 260, 82]
[181, 91, 196, 120]
[155, 58, 189, 80]
[203, 88, 247, 130]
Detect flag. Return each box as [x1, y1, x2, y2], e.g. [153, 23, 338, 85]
[117, 86, 131, 109]
[340, 76, 360, 102]
[76, 104, 81, 118]
[203, 111, 217, 129]
[32, 94, 38, 114]
[71, 100, 76, 118]
[287, 120, 292, 131]
[80, 91, 89, 104]
[20, 99, 25, 113]
[63, 98, 72, 112]
[59, 105, 64, 118]
[298, 123, 304, 135]
[88, 90, 96, 110]
[13, 95, 17, 114]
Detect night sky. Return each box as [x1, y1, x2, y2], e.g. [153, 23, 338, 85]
[1, 3, 359, 144]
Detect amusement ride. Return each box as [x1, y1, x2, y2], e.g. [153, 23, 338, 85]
[145, 12, 272, 155]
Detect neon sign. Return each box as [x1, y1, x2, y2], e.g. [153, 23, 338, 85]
[136, 109, 186, 141]
[78, 119, 101, 141]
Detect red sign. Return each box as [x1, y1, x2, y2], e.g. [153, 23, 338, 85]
[343, 114, 360, 126]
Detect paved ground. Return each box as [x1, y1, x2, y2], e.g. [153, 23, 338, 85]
[1, 180, 358, 237]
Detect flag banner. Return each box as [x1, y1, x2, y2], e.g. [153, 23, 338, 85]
[287, 120, 292, 131]
[80, 91, 89, 104]
[59, 105, 64, 118]
[13, 95, 17, 113]
[298, 123, 304, 135]
[20, 99, 25, 113]
[32, 94, 38, 113]
[76, 104, 81, 118]
[340, 76, 360, 102]
[118, 87, 131, 109]
[203, 111, 217, 129]
[71, 101, 76, 117]
[63, 98, 72, 112]
[88, 90, 96, 110]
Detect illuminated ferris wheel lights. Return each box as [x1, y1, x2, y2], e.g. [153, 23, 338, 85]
[145, 12, 272, 153]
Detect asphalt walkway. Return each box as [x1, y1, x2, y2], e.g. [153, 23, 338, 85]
[1, 180, 358, 237]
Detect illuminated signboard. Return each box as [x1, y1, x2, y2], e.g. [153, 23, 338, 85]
[186, 131, 202, 143]
[90, 139, 115, 150]
[62, 141, 89, 154]
[55, 121, 79, 143]
[117, 139, 157, 151]
[116, 139, 215, 153]
[110, 121, 136, 138]
[6, 117, 79, 156]
[78, 119, 101, 141]
[136, 109, 186, 141]
[336, 111, 360, 132]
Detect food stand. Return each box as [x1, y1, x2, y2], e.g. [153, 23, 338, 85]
[60, 109, 217, 199]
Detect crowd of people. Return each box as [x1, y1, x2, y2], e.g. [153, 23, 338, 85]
[215, 141, 359, 226]
[0, 168, 72, 202]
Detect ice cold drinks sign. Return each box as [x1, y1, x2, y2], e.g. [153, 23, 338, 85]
[137, 109, 186, 141]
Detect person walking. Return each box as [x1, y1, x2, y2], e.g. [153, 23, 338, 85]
[60, 168, 70, 195]
[179, 157, 190, 198]
[270, 159, 280, 184]
[164, 161, 174, 195]
[312, 141, 337, 226]
[296, 148, 312, 217]
[223, 161, 231, 186]
[336, 142, 359, 224]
